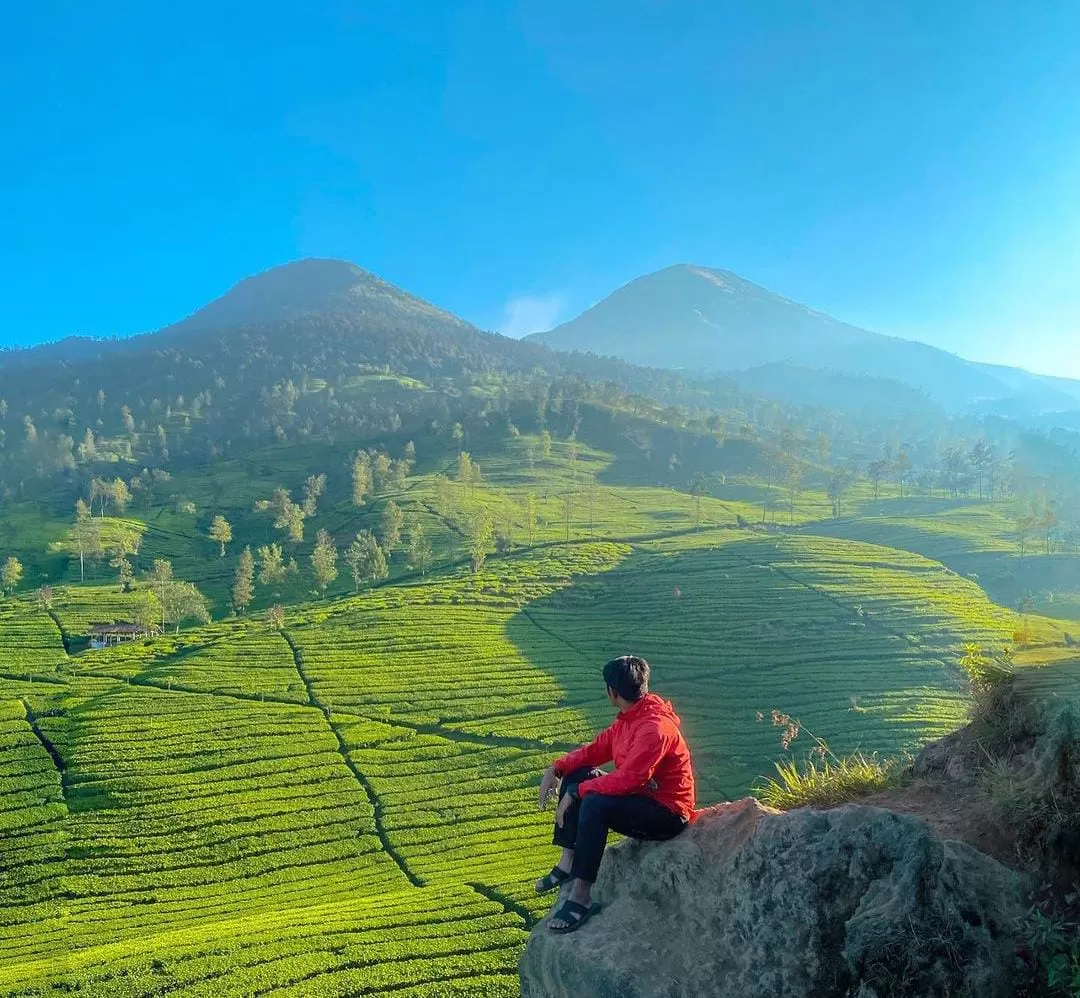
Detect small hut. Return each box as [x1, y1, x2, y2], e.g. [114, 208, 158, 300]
[88, 621, 156, 649]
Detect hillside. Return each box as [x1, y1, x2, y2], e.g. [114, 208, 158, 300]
[530, 264, 1080, 415]
[1, 260, 1079, 996]
[0, 259, 771, 495]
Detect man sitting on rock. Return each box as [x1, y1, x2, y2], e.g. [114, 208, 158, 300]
[536, 654, 696, 933]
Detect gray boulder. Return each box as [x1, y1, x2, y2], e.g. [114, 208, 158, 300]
[519, 798, 1024, 998]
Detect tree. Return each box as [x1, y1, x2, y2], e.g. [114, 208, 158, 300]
[1040, 501, 1059, 555]
[146, 560, 175, 632]
[406, 522, 432, 576]
[467, 510, 494, 573]
[1, 557, 22, 594]
[232, 546, 255, 614]
[69, 499, 102, 581]
[133, 593, 160, 635]
[524, 492, 540, 546]
[373, 453, 393, 493]
[894, 452, 912, 498]
[378, 500, 404, 552]
[814, 432, 830, 465]
[868, 459, 889, 501]
[257, 544, 287, 587]
[78, 427, 97, 463]
[494, 507, 515, 553]
[540, 430, 553, 459]
[402, 440, 416, 473]
[36, 585, 53, 610]
[267, 603, 285, 630]
[110, 554, 134, 592]
[388, 458, 409, 489]
[311, 529, 338, 594]
[209, 515, 233, 556]
[1015, 510, 1037, 559]
[351, 452, 372, 507]
[940, 447, 970, 498]
[111, 477, 132, 514]
[784, 461, 802, 525]
[970, 439, 995, 501]
[302, 473, 327, 516]
[456, 451, 474, 485]
[827, 471, 851, 519]
[88, 477, 108, 517]
[163, 582, 210, 633]
[276, 498, 305, 543]
[344, 531, 387, 591]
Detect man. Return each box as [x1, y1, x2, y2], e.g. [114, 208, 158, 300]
[536, 655, 695, 933]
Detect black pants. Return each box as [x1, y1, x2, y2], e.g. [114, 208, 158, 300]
[553, 766, 688, 884]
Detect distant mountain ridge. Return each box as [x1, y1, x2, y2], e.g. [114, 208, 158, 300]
[529, 264, 1080, 417]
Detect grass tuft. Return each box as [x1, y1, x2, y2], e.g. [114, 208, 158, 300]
[752, 708, 904, 809]
[753, 750, 902, 810]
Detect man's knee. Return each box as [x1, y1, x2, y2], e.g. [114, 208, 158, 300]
[578, 793, 613, 825]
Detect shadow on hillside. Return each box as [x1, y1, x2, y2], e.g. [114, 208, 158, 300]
[504, 537, 981, 803]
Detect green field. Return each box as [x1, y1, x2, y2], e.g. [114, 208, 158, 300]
[2, 437, 1079, 995]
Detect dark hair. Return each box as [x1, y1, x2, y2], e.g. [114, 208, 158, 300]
[603, 655, 649, 702]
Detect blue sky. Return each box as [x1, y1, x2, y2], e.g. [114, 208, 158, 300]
[3, 1, 1079, 377]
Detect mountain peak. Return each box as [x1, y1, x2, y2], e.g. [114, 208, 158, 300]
[529, 263, 873, 370]
[162, 257, 469, 336]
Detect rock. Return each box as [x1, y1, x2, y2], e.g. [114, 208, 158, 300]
[519, 799, 1024, 998]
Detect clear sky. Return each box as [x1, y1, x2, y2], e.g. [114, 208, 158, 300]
[3, 1, 1079, 377]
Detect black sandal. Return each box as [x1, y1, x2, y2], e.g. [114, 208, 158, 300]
[534, 866, 571, 894]
[548, 900, 601, 934]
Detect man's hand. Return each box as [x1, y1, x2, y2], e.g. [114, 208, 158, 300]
[538, 765, 558, 810]
[555, 791, 574, 828]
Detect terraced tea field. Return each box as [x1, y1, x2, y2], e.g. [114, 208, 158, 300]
[1, 522, 1074, 995]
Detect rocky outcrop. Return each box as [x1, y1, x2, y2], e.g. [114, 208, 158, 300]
[519, 798, 1025, 998]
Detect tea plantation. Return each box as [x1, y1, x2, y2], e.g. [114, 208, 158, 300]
[1, 488, 1078, 994]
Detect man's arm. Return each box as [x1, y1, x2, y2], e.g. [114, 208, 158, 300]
[552, 724, 615, 776]
[577, 721, 670, 798]
[539, 725, 616, 809]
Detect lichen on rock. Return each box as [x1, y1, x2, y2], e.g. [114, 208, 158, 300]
[519, 798, 1024, 998]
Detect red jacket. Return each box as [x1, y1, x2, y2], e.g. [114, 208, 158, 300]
[553, 693, 696, 820]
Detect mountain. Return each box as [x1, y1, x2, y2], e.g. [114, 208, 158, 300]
[530, 265, 1080, 415]
[0, 259, 758, 489]
[158, 258, 476, 339]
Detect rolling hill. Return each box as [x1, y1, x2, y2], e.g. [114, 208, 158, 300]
[1, 257, 1079, 996]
